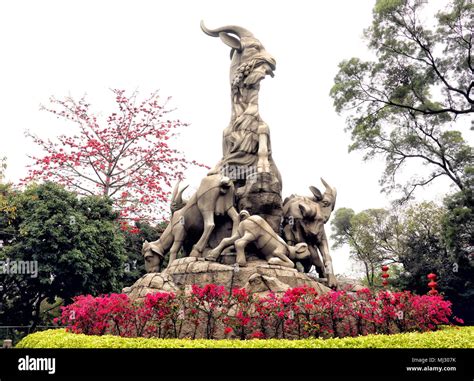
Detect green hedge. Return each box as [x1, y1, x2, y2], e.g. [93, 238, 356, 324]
[16, 326, 473, 348]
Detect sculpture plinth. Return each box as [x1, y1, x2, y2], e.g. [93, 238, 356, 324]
[125, 257, 331, 302]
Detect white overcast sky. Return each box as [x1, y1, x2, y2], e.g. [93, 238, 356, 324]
[0, 0, 464, 277]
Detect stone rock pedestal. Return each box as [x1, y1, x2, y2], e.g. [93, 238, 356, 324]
[124, 257, 331, 302]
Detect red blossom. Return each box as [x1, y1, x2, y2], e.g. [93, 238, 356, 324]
[23, 89, 209, 225]
[56, 285, 461, 340]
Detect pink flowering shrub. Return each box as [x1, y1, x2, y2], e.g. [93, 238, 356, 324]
[187, 284, 229, 339]
[56, 285, 462, 340]
[57, 294, 136, 336]
[145, 292, 184, 338]
[225, 288, 256, 339]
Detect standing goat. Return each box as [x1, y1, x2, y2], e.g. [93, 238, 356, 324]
[143, 174, 240, 270]
[282, 178, 338, 288]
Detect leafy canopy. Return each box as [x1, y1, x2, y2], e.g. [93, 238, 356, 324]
[0, 182, 126, 326]
[331, 0, 473, 199]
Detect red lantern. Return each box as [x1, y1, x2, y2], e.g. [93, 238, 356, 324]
[427, 273, 438, 295]
[381, 265, 389, 287]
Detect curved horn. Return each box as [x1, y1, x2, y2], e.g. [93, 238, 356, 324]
[200, 20, 254, 39]
[175, 184, 189, 205]
[171, 180, 180, 202]
[320, 177, 337, 198]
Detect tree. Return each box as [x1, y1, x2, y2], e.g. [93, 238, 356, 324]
[331, 208, 399, 286]
[0, 182, 126, 327]
[391, 200, 473, 322]
[442, 169, 474, 260]
[393, 202, 452, 293]
[440, 175, 474, 323]
[24, 89, 207, 224]
[330, 0, 473, 199]
[333, 200, 473, 322]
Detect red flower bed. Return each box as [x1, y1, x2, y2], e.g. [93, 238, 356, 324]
[55, 285, 462, 340]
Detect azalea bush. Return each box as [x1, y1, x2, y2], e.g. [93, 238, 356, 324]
[56, 285, 463, 340]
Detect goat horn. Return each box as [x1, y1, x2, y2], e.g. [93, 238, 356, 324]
[200, 20, 254, 39]
[320, 177, 337, 198]
[171, 180, 180, 202]
[175, 184, 189, 205]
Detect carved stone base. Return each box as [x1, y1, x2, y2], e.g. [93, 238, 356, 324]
[124, 257, 331, 302]
[122, 272, 179, 301]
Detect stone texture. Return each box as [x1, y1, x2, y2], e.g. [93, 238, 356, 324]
[208, 262, 233, 272]
[149, 275, 164, 289]
[188, 261, 210, 273]
[244, 273, 290, 295]
[123, 273, 179, 303]
[244, 273, 270, 293]
[125, 259, 330, 302]
[176, 263, 189, 273]
[219, 252, 237, 265]
[213, 271, 233, 289]
[175, 257, 200, 265]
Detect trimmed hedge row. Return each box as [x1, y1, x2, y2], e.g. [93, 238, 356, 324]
[16, 326, 474, 348]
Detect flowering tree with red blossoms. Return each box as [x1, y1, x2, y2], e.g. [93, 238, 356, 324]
[24, 89, 208, 225]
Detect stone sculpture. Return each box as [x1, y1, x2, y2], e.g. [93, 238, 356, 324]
[170, 181, 189, 214]
[131, 22, 340, 297]
[142, 240, 163, 273]
[206, 210, 311, 268]
[201, 21, 283, 233]
[144, 174, 240, 268]
[282, 179, 337, 287]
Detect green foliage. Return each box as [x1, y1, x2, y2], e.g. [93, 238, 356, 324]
[390, 199, 473, 324]
[16, 326, 474, 348]
[39, 298, 63, 326]
[374, 0, 403, 15]
[359, 263, 405, 289]
[392, 202, 454, 294]
[0, 183, 19, 238]
[331, 0, 473, 199]
[334, 200, 473, 323]
[0, 182, 127, 327]
[331, 207, 399, 286]
[440, 185, 474, 322]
